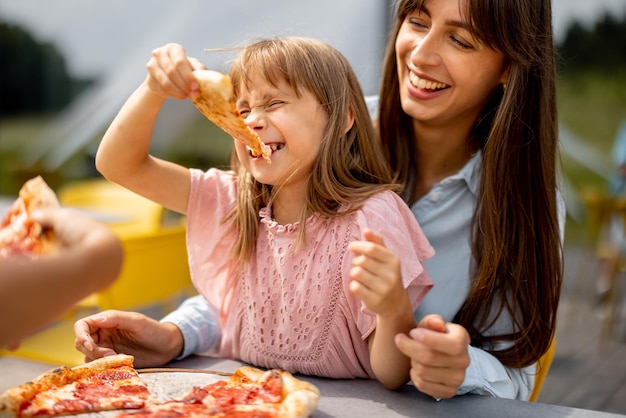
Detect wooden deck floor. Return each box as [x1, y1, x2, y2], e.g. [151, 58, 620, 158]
[537, 246, 626, 415]
[1, 245, 625, 415]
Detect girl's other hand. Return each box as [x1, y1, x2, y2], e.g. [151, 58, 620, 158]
[348, 229, 410, 318]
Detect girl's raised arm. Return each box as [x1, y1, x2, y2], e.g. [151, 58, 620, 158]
[96, 44, 206, 215]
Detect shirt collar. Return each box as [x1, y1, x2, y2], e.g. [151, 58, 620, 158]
[442, 150, 482, 196]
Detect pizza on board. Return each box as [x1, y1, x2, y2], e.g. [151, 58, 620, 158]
[0, 354, 320, 418]
[0, 176, 60, 258]
[191, 69, 272, 163]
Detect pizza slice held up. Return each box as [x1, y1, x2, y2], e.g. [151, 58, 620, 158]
[190, 70, 272, 163]
[0, 176, 60, 259]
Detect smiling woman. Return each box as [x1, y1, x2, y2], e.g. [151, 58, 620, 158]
[378, 0, 564, 401]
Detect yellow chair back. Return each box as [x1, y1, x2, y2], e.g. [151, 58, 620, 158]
[529, 338, 556, 402]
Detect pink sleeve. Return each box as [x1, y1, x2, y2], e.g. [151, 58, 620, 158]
[186, 168, 239, 314]
[351, 191, 435, 338]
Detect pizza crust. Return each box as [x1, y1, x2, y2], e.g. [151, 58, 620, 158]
[191, 70, 272, 163]
[234, 366, 320, 418]
[18, 176, 60, 213]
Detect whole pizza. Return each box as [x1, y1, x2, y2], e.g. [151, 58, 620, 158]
[0, 354, 320, 418]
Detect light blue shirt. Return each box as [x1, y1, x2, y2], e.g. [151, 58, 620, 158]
[410, 151, 565, 399]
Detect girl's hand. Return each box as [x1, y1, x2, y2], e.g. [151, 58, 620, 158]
[349, 229, 416, 389]
[348, 229, 411, 318]
[145, 43, 207, 100]
[395, 314, 471, 399]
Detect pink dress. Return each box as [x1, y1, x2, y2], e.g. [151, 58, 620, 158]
[186, 168, 434, 379]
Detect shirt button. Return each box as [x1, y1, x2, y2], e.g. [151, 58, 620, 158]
[429, 192, 440, 202]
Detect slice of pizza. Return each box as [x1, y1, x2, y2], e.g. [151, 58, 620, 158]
[0, 354, 155, 418]
[116, 366, 320, 418]
[191, 69, 272, 163]
[0, 176, 60, 258]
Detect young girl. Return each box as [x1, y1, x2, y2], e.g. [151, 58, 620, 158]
[85, 37, 433, 390]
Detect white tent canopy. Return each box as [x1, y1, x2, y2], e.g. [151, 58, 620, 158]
[20, 0, 388, 170]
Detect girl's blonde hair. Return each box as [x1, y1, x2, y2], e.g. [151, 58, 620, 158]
[224, 36, 399, 261]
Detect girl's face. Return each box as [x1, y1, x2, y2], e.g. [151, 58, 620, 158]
[395, 0, 509, 130]
[235, 74, 328, 192]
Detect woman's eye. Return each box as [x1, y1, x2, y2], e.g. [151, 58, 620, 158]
[239, 109, 250, 117]
[451, 36, 473, 50]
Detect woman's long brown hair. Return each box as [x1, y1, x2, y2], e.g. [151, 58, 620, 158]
[379, 0, 563, 368]
[225, 37, 399, 261]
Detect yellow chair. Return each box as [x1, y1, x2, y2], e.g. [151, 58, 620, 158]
[2, 179, 196, 366]
[58, 179, 196, 312]
[58, 178, 166, 237]
[529, 338, 556, 402]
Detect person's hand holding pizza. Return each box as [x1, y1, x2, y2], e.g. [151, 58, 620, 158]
[32, 208, 122, 275]
[0, 178, 124, 349]
[145, 43, 207, 101]
[74, 310, 185, 368]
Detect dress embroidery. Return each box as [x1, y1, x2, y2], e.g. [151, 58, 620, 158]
[238, 209, 352, 364]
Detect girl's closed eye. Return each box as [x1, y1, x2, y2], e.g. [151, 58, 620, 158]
[267, 100, 285, 110]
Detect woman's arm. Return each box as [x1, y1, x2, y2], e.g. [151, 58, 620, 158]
[160, 294, 222, 358]
[460, 345, 534, 400]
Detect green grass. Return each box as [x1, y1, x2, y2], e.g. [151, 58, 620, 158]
[557, 72, 626, 245]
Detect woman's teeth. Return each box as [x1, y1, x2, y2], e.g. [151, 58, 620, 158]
[409, 72, 448, 90]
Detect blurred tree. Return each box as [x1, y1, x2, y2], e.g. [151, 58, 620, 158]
[559, 11, 626, 74]
[0, 22, 83, 117]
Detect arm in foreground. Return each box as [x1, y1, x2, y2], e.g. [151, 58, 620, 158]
[0, 208, 123, 348]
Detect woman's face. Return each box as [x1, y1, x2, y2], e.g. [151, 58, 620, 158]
[395, 0, 509, 130]
[235, 74, 327, 193]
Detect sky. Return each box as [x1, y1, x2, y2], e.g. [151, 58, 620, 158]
[1, 0, 625, 81]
